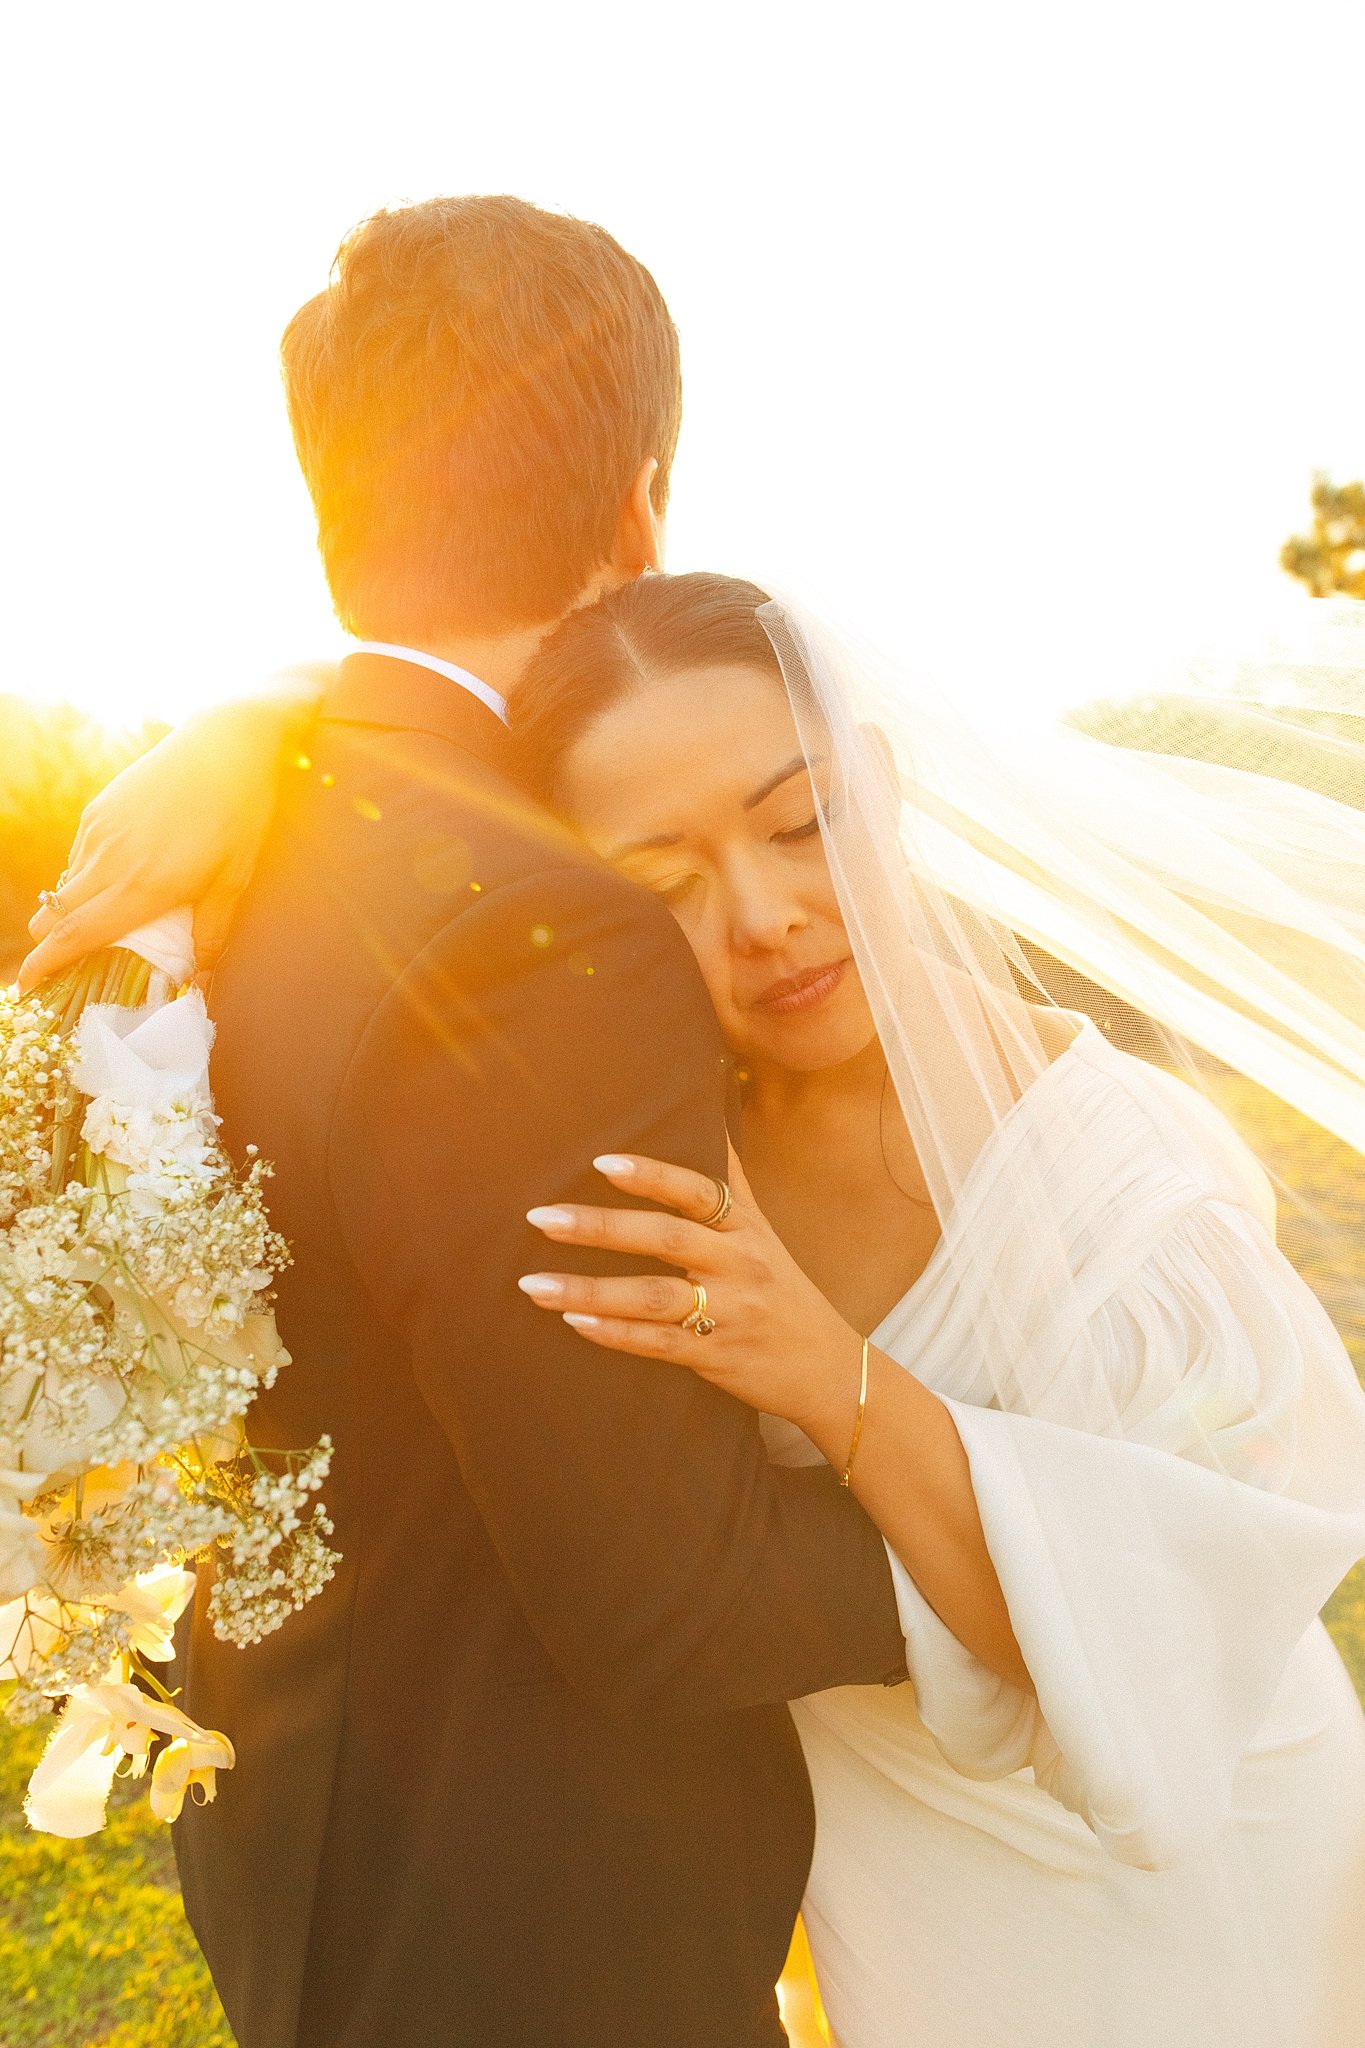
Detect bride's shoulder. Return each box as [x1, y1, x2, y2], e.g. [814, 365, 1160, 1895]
[1066, 1023, 1276, 1228]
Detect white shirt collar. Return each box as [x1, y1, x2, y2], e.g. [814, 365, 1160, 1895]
[349, 640, 510, 725]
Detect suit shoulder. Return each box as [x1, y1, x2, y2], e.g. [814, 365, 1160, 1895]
[412, 857, 710, 1013]
[332, 856, 729, 1172]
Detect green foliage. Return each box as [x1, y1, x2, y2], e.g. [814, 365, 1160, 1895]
[0, 699, 163, 982]
[1282, 476, 1365, 599]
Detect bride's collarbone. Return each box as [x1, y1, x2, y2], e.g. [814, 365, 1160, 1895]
[745, 1154, 941, 1338]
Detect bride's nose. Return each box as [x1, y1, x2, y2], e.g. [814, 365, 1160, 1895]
[726, 864, 808, 956]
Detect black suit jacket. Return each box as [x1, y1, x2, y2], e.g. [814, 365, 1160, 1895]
[174, 653, 906, 2048]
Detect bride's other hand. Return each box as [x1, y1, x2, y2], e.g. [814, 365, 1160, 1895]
[521, 1142, 864, 1445]
[524, 1142, 1030, 1690]
[18, 669, 332, 991]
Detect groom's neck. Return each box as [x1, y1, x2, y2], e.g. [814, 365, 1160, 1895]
[405, 620, 552, 707]
[407, 565, 628, 706]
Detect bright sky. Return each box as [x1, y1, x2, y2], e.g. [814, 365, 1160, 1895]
[5, 1, 1362, 731]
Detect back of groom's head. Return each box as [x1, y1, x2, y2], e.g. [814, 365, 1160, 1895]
[283, 195, 681, 646]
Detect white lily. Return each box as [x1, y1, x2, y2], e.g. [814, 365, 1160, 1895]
[23, 1690, 124, 1837]
[114, 1565, 196, 1660]
[25, 1680, 235, 1837]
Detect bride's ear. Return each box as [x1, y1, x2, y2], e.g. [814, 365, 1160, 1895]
[859, 720, 904, 794]
[606, 458, 665, 582]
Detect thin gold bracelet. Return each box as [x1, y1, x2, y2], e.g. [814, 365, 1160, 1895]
[840, 1336, 870, 1488]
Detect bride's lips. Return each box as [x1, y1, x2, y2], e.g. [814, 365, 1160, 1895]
[753, 957, 851, 1016]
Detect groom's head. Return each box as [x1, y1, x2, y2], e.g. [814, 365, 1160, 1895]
[282, 195, 681, 648]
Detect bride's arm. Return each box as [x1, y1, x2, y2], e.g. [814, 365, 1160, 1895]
[803, 1339, 1032, 1694]
[521, 1145, 1031, 1693]
[18, 665, 332, 989]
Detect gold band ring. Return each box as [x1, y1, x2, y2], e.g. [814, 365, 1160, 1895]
[699, 1179, 733, 1229]
[680, 1283, 708, 1329]
[39, 887, 66, 918]
[680, 1283, 716, 1335]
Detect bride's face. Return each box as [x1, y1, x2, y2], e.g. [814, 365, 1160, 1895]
[557, 662, 880, 1072]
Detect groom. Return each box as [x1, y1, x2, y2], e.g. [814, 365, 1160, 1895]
[39, 197, 909, 2047]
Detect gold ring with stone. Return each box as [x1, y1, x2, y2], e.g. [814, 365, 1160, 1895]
[699, 1179, 733, 1229]
[680, 1283, 710, 1332]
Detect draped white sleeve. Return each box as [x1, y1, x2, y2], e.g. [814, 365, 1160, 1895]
[880, 1034, 1365, 1872]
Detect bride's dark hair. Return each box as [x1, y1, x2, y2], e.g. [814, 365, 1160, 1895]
[511, 570, 779, 799]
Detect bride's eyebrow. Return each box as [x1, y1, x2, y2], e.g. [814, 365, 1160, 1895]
[609, 755, 823, 861]
[611, 829, 686, 858]
[742, 756, 811, 811]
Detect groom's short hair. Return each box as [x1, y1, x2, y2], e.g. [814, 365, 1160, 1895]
[282, 195, 682, 642]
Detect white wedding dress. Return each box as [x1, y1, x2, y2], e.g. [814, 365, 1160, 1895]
[764, 1021, 1365, 2047]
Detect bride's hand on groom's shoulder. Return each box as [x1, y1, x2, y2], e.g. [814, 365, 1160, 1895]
[520, 1143, 864, 1440]
[19, 691, 313, 991]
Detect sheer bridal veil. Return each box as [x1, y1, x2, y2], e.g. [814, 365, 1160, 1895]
[761, 596, 1365, 1163]
[757, 595, 1365, 1976]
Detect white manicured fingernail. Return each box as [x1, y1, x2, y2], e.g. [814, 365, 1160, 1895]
[518, 1275, 564, 1300]
[527, 1207, 573, 1230]
[593, 1155, 635, 1176]
[563, 1313, 600, 1330]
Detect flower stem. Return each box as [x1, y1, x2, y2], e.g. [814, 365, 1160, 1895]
[130, 1656, 179, 1704]
[39, 948, 153, 1037]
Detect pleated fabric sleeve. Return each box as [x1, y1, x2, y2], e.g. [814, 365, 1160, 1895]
[882, 1032, 1365, 1869]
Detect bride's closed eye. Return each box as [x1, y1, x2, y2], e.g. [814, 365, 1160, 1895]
[655, 872, 703, 908]
[770, 787, 840, 845]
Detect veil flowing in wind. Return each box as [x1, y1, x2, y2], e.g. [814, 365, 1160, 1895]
[757, 595, 1365, 2034]
[770, 597, 1365, 1156]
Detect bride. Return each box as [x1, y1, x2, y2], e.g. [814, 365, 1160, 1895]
[24, 571, 1365, 2045]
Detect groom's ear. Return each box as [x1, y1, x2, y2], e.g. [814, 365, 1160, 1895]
[605, 458, 666, 585]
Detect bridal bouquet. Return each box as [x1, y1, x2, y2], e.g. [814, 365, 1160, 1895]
[0, 918, 337, 1836]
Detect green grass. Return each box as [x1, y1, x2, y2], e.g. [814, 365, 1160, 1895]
[1, 1081, 1362, 2044]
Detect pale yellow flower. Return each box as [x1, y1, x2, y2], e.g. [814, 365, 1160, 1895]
[149, 1728, 233, 1821]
